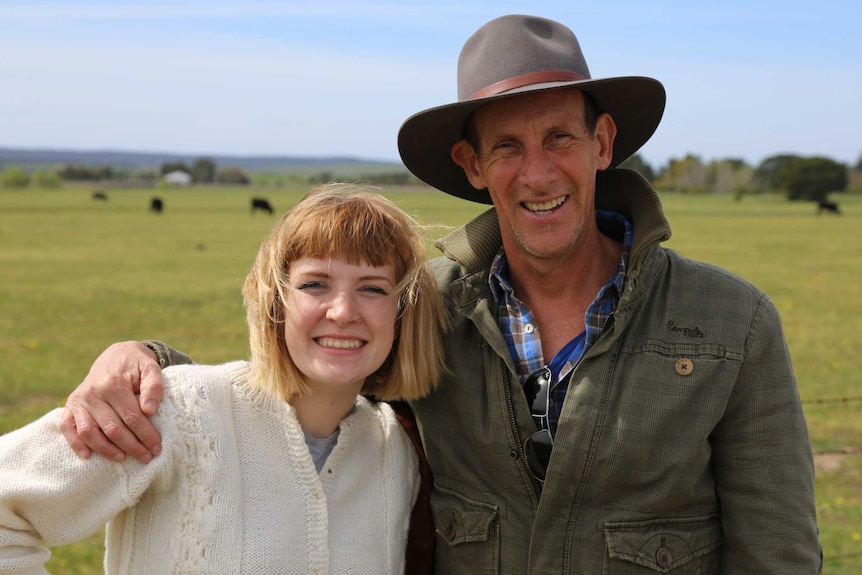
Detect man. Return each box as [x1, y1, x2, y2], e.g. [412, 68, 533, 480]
[63, 14, 821, 574]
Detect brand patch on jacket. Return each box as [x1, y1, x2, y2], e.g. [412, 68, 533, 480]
[666, 321, 705, 338]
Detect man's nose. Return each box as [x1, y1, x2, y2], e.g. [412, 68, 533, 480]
[519, 145, 555, 188]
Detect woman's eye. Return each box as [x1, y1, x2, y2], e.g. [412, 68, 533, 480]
[362, 285, 389, 295]
[298, 281, 326, 290]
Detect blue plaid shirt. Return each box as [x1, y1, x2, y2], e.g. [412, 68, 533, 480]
[489, 210, 632, 436]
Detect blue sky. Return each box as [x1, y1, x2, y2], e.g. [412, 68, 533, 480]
[2, 0, 860, 170]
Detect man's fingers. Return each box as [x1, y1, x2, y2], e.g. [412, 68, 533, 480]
[138, 363, 165, 417]
[135, 364, 165, 456]
[94, 391, 156, 463]
[62, 403, 129, 462]
[61, 340, 165, 463]
[60, 408, 93, 460]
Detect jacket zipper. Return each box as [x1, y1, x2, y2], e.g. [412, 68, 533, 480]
[599, 311, 615, 337]
[504, 312, 617, 498]
[503, 363, 544, 495]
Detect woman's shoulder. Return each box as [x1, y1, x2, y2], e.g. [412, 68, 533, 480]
[353, 395, 397, 421]
[160, 361, 251, 411]
[163, 360, 249, 387]
[347, 397, 414, 449]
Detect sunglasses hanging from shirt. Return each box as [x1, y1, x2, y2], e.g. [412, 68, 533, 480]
[522, 366, 553, 482]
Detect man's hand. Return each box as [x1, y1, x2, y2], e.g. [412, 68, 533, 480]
[61, 341, 165, 463]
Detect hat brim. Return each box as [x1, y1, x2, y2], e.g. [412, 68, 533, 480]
[398, 76, 666, 204]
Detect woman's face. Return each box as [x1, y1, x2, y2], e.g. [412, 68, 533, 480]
[283, 256, 399, 396]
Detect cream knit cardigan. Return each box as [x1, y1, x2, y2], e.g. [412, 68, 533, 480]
[0, 361, 419, 574]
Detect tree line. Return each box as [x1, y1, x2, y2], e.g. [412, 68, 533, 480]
[621, 153, 857, 201]
[0, 158, 255, 189]
[2, 152, 860, 201]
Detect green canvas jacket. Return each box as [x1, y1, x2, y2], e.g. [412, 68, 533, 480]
[411, 169, 822, 574]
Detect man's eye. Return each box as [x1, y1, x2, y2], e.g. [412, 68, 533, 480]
[493, 142, 519, 155]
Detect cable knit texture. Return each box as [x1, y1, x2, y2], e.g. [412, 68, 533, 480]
[0, 361, 419, 574]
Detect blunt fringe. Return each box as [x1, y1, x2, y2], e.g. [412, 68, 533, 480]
[242, 183, 448, 402]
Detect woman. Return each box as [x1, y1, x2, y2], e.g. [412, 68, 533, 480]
[0, 184, 446, 574]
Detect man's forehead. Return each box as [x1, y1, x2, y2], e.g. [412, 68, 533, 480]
[472, 88, 588, 130]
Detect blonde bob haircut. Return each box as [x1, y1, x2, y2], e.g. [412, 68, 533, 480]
[243, 183, 448, 402]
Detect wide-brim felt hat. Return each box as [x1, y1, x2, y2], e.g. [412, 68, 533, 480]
[398, 14, 666, 204]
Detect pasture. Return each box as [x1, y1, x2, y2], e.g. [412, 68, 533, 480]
[0, 185, 860, 573]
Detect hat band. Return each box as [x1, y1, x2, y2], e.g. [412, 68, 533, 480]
[469, 70, 587, 100]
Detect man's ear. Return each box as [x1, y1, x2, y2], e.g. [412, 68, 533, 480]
[594, 113, 618, 170]
[450, 139, 488, 191]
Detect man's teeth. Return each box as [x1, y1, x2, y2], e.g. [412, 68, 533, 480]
[317, 338, 363, 349]
[525, 196, 566, 212]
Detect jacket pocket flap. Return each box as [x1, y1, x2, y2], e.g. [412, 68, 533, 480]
[604, 515, 721, 572]
[431, 486, 498, 546]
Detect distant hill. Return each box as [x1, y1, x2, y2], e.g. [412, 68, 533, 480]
[0, 147, 404, 173]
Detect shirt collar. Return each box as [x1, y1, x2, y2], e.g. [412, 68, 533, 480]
[489, 210, 632, 300]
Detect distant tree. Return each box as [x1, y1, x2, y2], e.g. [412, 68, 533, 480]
[217, 166, 250, 185]
[191, 157, 217, 183]
[309, 171, 334, 185]
[779, 156, 847, 201]
[655, 156, 754, 195]
[360, 172, 413, 186]
[618, 154, 655, 182]
[57, 164, 113, 181]
[754, 154, 801, 193]
[654, 155, 706, 193]
[1, 167, 30, 188]
[705, 158, 753, 196]
[855, 154, 862, 172]
[134, 169, 159, 180]
[32, 171, 63, 189]
[160, 162, 190, 176]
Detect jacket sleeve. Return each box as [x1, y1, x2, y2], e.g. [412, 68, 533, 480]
[142, 340, 194, 368]
[0, 410, 168, 574]
[711, 294, 822, 574]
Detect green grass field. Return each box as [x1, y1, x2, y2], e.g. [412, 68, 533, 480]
[1, 184, 859, 572]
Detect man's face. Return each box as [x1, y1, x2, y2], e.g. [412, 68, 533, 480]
[451, 88, 616, 269]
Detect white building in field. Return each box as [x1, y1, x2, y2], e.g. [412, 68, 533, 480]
[163, 170, 192, 187]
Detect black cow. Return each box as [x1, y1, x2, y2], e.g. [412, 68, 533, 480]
[92, 190, 108, 201]
[817, 199, 841, 215]
[251, 197, 274, 215]
[150, 197, 164, 213]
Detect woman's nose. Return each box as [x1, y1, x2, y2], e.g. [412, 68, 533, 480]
[325, 291, 359, 323]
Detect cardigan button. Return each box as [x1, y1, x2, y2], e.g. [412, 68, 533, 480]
[656, 546, 673, 569]
[445, 521, 458, 541]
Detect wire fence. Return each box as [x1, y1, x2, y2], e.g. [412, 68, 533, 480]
[802, 396, 862, 406]
[802, 395, 862, 568]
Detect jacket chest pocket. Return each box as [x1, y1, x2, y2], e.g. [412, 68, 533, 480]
[603, 515, 721, 574]
[431, 486, 500, 574]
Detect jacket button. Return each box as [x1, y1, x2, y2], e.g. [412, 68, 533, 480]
[445, 521, 458, 541]
[656, 546, 673, 569]
[675, 358, 693, 376]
